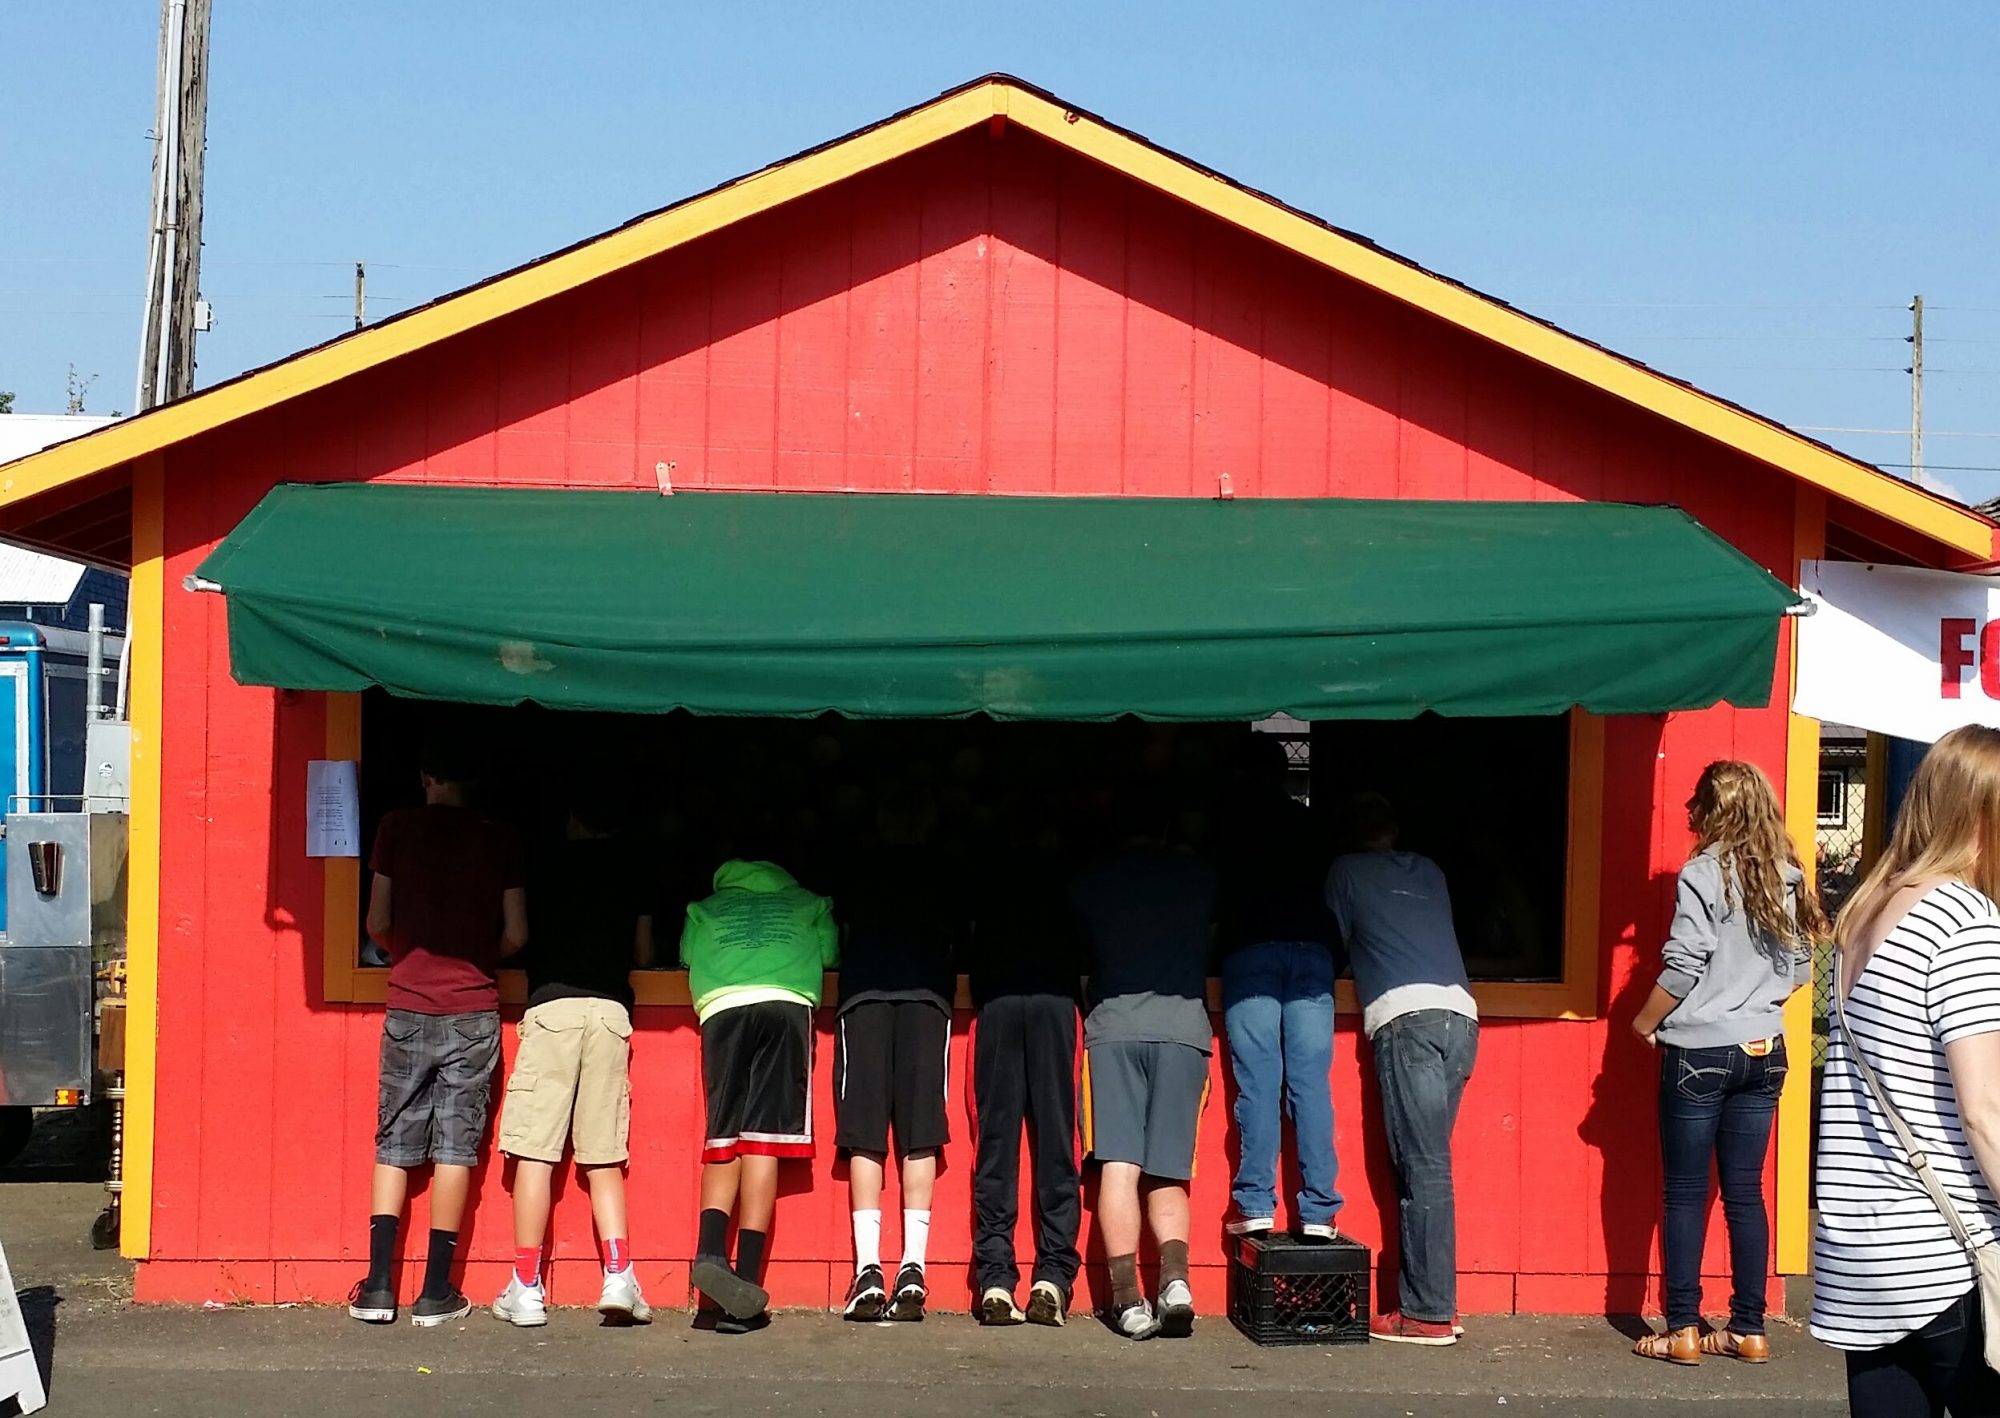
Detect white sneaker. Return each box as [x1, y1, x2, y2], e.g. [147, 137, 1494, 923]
[491, 1275, 548, 1327]
[1026, 1279, 1068, 1327]
[597, 1267, 653, 1325]
[1157, 1278, 1195, 1338]
[979, 1285, 1024, 1325]
[1111, 1299, 1160, 1340]
[1299, 1222, 1339, 1242]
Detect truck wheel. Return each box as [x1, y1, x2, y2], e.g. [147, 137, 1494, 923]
[0, 1107, 32, 1168]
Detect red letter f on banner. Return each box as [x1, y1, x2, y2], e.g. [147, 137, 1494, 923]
[1943, 617, 1977, 699]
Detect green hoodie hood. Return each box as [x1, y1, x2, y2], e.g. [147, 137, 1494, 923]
[711, 859, 800, 894]
[680, 858, 838, 1019]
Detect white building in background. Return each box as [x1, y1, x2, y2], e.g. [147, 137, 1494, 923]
[0, 416, 127, 627]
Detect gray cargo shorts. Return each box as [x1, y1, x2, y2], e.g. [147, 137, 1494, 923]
[1083, 1039, 1210, 1181]
[376, 1008, 501, 1168]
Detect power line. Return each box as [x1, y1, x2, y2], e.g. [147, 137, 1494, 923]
[1611, 334, 1907, 344]
[1796, 426, 2000, 438]
[1519, 300, 1910, 311]
[1871, 462, 2000, 473]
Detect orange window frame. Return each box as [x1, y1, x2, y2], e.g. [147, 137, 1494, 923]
[320, 698, 1606, 1020]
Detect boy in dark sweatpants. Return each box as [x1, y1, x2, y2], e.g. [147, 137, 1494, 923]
[966, 811, 1084, 1327]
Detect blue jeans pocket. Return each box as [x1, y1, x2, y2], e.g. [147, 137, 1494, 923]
[1671, 1049, 1731, 1103]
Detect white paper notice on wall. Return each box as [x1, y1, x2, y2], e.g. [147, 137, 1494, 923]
[307, 759, 361, 858]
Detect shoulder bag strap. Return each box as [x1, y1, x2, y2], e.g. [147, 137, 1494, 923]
[1834, 949, 1982, 1258]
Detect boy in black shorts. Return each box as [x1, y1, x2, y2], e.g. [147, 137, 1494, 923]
[834, 785, 960, 1322]
[681, 851, 838, 1331]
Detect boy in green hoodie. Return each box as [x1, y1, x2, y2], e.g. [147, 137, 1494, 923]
[679, 856, 838, 1330]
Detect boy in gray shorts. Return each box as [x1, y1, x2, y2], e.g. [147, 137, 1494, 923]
[1070, 793, 1217, 1341]
[348, 743, 527, 1328]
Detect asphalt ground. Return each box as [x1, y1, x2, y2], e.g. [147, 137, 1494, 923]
[3, 1156, 1851, 1418]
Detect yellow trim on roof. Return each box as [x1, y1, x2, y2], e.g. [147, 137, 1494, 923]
[1, 77, 1987, 560]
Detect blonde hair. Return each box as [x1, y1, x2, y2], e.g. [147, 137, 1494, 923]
[1836, 725, 2000, 948]
[1690, 759, 1828, 946]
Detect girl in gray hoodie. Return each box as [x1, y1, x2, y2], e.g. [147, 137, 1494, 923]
[1629, 761, 1826, 1367]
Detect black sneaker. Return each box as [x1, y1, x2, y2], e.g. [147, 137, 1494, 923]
[410, 1287, 471, 1327]
[842, 1263, 888, 1321]
[347, 1278, 396, 1325]
[715, 1310, 771, 1336]
[692, 1254, 770, 1322]
[888, 1263, 926, 1322]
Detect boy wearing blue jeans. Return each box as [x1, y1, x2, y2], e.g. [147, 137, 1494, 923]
[1218, 741, 1343, 1240]
[1326, 792, 1477, 1348]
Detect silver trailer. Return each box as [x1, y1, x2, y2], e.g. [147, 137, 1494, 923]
[0, 809, 128, 1115]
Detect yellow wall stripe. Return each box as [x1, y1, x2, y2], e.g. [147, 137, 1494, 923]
[1776, 485, 1827, 1275]
[120, 456, 165, 1259]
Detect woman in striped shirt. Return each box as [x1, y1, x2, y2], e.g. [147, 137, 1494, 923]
[1813, 725, 2000, 1417]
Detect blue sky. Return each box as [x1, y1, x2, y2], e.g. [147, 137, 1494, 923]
[6, 2, 2000, 499]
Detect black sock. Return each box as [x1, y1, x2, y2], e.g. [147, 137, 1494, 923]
[697, 1207, 729, 1262]
[421, 1229, 458, 1300]
[735, 1229, 768, 1285]
[1160, 1240, 1189, 1290]
[1108, 1253, 1141, 1310]
[366, 1214, 398, 1290]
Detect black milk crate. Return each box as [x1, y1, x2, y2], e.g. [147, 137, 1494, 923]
[1227, 1232, 1371, 1346]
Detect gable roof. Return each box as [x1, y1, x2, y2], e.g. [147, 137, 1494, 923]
[3, 74, 1990, 561]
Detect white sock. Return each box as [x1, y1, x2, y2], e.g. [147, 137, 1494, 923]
[853, 1208, 882, 1270]
[901, 1209, 931, 1270]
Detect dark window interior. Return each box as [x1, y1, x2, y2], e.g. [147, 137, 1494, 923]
[359, 692, 1569, 984]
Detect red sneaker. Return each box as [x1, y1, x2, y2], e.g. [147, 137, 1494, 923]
[1371, 1310, 1457, 1346]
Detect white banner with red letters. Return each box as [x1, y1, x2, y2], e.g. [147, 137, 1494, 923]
[1795, 560, 2000, 744]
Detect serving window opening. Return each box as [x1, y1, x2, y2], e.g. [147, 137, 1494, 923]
[347, 692, 1583, 1001]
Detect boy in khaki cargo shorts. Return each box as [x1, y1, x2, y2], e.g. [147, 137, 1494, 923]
[492, 792, 656, 1328]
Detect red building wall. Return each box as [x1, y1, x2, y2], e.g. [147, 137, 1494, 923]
[137, 125, 1799, 1315]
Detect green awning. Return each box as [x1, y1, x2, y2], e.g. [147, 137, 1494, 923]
[195, 485, 1799, 720]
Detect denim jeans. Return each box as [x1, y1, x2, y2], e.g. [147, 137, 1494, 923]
[1657, 1038, 1786, 1335]
[1222, 942, 1339, 1226]
[1374, 1009, 1478, 1323]
[1847, 1288, 2000, 1418]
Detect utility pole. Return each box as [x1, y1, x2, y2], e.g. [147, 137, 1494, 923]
[134, 0, 212, 412]
[354, 262, 366, 330]
[1909, 294, 1925, 486]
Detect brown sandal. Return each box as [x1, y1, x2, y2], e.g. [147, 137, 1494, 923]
[1633, 1326, 1702, 1365]
[1699, 1329, 1771, 1363]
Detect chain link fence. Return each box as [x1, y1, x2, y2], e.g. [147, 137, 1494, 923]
[1813, 737, 1869, 1069]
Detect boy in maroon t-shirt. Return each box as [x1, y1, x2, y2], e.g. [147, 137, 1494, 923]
[348, 744, 527, 1327]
